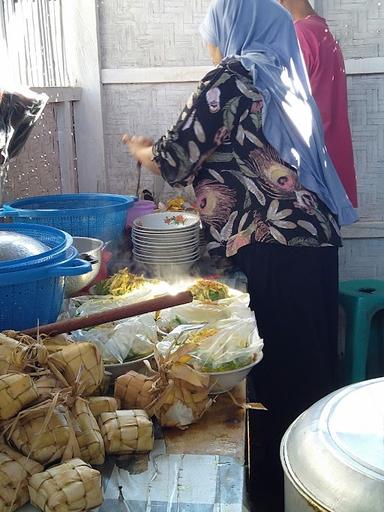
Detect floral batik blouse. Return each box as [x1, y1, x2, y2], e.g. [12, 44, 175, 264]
[153, 58, 342, 258]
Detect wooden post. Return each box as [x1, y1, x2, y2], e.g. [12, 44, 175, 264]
[62, 0, 107, 193]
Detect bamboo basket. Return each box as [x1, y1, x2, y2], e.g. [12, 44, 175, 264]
[114, 371, 154, 410]
[71, 398, 105, 465]
[48, 343, 104, 396]
[8, 404, 72, 465]
[88, 396, 118, 420]
[0, 444, 43, 512]
[0, 373, 39, 420]
[28, 458, 103, 512]
[98, 410, 154, 455]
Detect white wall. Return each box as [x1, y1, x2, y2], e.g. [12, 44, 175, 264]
[315, 0, 384, 278]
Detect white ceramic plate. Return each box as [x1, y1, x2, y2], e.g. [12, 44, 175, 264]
[132, 239, 200, 250]
[133, 260, 199, 272]
[132, 229, 200, 241]
[132, 231, 199, 243]
[133, 212, 200, 231]
[133, 252, 200, 261]
[133, 238, 199, 246]
[133, 247, 200, 257]
[133, 252, 200, 263]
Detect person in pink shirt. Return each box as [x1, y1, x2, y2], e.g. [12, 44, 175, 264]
[279, 0, 358, 207]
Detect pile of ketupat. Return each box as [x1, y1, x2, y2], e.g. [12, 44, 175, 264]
[0, 331, 154, 512]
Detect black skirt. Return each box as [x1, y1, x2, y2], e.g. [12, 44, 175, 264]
[234, 242, 339, 510]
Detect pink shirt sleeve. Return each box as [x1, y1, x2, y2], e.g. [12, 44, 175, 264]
[295, 23, 316, 77]
[294, 17, 358, 207]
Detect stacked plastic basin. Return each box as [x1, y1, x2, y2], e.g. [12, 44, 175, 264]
[0, 193, 136, 242]
[0, 193, 136, 330]
[0, 224, 91, 331]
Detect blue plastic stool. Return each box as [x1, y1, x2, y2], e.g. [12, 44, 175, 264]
[339, 279, 384, 384]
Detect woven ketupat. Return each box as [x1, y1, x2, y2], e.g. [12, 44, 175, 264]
[98, 410, 154, 455]
[0, 332, 49, 374]
[48, 343, 104, 396]
[91, 371, 112, 396]
[114, 371, 154, 410]
[9, 405, 72, 464]
[152, 374, 212, 429]
[29, 458, 103, 512]
[87, 396, 118, 420]
[0, 444, 43, 512]
[137, 346, 212, 429]
[71, 398, 105, 465]
[41, 334, 73, 354]
[34, 374, 64, 402]
[0, 373, 38, 420]
[0, 332, 25, 374]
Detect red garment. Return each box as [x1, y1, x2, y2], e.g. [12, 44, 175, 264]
[295, 15, 358, 207]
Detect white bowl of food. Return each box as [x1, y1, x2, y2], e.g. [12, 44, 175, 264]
[205, 352, 263, 394]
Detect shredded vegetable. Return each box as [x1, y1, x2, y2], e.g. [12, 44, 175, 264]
[93, 268, 148, 296]
[166, 197, 185, 211]
[187, 328, 218, 345]
[189, 279, 229, 302]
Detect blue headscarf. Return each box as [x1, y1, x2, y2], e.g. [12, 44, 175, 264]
[200, 0, 358, 225]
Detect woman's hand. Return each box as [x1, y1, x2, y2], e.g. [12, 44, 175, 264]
[122, 133, 160, 175]
[122, 134, 153, 160]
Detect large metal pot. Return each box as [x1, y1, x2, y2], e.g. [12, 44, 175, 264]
[65, 236, 103, 297]
[281, 378, 384, 512]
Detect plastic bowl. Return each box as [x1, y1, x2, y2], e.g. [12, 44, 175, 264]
[126, 200, 155, 228]
[205, 352, 264, 394]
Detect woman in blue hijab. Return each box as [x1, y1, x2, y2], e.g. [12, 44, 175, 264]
[200, 0, 357, 225]
[124, 1, 356, 508]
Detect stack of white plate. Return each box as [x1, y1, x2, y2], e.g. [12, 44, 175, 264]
[132, 212, 201, 271]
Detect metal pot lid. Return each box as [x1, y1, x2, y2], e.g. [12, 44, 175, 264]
[281, 378, 384, 512]
[0, 231, 49, 261]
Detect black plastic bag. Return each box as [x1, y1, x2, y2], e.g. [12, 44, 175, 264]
[0, 88, 48, 164]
